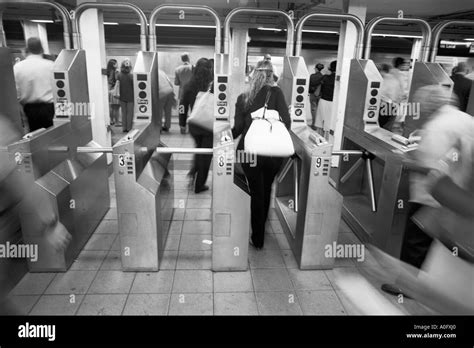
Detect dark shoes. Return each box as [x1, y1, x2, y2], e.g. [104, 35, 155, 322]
[161, 127, 169, 132]
[195, 185, 209, 194]
[381, 284, 412, 299]
[249, 236, 262, 250]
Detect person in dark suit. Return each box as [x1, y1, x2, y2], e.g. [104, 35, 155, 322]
[179, 58, 214, 193]
[451, 62, 472, 113]
[309, 63, 324, 131]
[232, 60, 291, 249]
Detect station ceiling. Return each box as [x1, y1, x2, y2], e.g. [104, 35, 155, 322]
[2, 0, 474, 43]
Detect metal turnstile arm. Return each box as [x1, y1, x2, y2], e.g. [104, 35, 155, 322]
[336, 150, 377, 212]
[155, 147, 213, 155]
[76, 147, 113, 154]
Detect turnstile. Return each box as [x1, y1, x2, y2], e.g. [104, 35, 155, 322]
[150, 5, 251, 271]
[72, 3, 172, 271]
[8, 48, 110, 271]
[3, 2, 110, 271]
[338, 17, 453, 258]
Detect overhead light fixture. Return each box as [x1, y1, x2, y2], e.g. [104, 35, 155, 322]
[440, 40, 471, 46]
[136, 23, 215, 28]
[31, 19, 54, 24]
[372, 33, 423, 39]
[257, 27, 284, 31]
[302, 29, 339, 34]
[104, 22, 119, 25]
[463, 38, 474, 41]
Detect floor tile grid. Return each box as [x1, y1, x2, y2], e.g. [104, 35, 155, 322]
[73, 222, 126, 315]
[23, 275, 57, 315]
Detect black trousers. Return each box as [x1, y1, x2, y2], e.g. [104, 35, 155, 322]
[242, 156, 283, 248]
[188, 124, 213, 190]
[400, 202, 433, 269]
[23, 103, 54, 132]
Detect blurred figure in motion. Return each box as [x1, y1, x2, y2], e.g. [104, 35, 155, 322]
[175, 52, 193, 134]
[381, 85, 472, 298]
[309, 63, 324, 131]
[451, 62, 472, 113]
[0, 113, 71, 314]
[107, 59, 121, 126]
[14, 37, 55, 132]
[158, 69, 176, 132]
[316, 60, 336, 140]
[179, 58, 214, 193]
[232, 60, 291, 249]
[376, 63, 404, 131]
[390, 57, 410, 135]
[117, 59, 134, 133]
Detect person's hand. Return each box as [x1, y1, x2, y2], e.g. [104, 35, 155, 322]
[45, 222, 72, 252]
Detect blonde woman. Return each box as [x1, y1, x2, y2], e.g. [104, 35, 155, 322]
[232, 60, 291, 249]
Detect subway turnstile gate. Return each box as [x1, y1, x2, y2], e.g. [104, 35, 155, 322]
[114, 51, 173, 272]
[7, 48, 110, 271]
[278, 53, 343, 269]
[338, 17, 453, 258]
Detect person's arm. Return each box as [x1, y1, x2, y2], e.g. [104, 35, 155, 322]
[274, 87, 291, 129]
[232, 95, 246, 139]
[430, 175, 474, 218]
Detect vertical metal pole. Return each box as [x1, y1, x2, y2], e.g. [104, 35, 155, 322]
[366, 158, 377, 212]
[293, 159, 299, 213]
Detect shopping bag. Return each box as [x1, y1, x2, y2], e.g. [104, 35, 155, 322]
[244, 89, 294, 157]
[187, 88, 214, 131]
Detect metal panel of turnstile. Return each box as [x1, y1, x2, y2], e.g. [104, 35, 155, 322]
[8, 49, 110, 271]
[338, 58, 452, 258]
[211, 53, 251, 271]
[275, 55, 342, 269]
[114, 51, 173, 271]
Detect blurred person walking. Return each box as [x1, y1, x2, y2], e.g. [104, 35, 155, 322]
[175, 53, 194, 134]
[179, 58, 214, 193]
[451, 62, 472, 113]
[309, 63, 324, 131]
[117, 59, 134, 133]
[316, 60, 337, 140]
[381, 85, 473, 297]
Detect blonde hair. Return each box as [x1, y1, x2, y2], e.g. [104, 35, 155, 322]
[244, 60, 275, 109]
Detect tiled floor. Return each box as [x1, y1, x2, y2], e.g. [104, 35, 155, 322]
[6, 126, 435, 316]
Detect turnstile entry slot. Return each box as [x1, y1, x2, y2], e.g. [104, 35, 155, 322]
[22, 128, 47, 139]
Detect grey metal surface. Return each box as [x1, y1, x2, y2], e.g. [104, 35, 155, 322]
[212, 52, 250, 271]
[224, 8, 294, 56]
[149, 4, 221, 53]
[295, 13, 364, 58]
[114, 50, 172, 271]
[72, 2, 148, 51]
[279, 56, 310, 130]
[364, 16, 432, 62]
[275, 127, 342, 269]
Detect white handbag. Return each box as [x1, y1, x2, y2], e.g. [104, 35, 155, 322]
[187, 85, 214, 131]
[244, 89, 294, 157]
